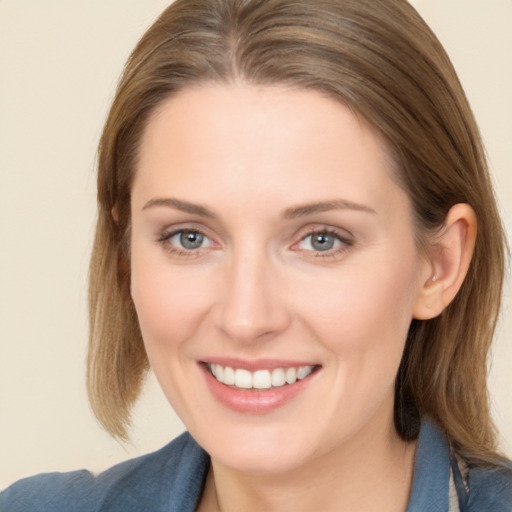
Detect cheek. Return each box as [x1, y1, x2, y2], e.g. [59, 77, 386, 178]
[130, 249, 211, 352]
[129, 249, 216, 417]
[294, 251, 419, 360]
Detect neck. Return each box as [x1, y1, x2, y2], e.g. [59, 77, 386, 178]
[198, 416, 417, 512]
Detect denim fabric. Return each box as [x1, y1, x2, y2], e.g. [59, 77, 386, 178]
[1, 420, 511, 511]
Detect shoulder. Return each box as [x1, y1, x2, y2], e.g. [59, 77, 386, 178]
[0, 432, 209, 512]
[453, 455, 512, 512]
[0, 469, 98, 512]
[466, 463, 512, 511]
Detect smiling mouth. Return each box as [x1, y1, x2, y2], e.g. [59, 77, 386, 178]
[205, 363, 320, 390]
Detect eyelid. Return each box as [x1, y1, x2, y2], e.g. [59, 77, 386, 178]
[156, 221, 214, 241]
[290, 225, 354, 257]
[170, 230, 210, 248]
[293, 224, 353, 243]
[158, 227, 208, 241]
[157, 224, 219, 257]
[155, 222, 353, 259]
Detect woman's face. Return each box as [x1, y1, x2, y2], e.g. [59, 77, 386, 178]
[130, 84, 431, 473]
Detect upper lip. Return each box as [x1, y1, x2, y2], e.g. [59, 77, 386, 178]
[200, 357, 320, 371]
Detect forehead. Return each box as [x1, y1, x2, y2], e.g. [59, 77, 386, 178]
[132, 83, 407, 218]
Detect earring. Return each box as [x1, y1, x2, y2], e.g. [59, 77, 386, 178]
[430, 274, 438, 284]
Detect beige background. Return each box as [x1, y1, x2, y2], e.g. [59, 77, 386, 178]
[1, 0, 511, 488]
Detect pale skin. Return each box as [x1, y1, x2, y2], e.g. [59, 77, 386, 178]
[128, 83, 476, 512]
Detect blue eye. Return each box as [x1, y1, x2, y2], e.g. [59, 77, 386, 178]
[160, 229, 212, 252]
[174, 230, 206, 250]
[309, 233, 338, 251]
[298, 231, 347, 252]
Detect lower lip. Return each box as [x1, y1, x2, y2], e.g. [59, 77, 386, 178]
[200, 364, 318, 414]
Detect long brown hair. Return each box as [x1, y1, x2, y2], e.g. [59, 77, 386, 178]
[88, 0, 507, 463]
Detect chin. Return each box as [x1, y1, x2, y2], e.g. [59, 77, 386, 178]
[189, 419, 326, 475]
[211, 442, 313, 475]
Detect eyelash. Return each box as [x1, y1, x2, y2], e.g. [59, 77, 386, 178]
[293, 228, 353, 259]
[157, 227, 353, 259]
[157, 228, 213, 258]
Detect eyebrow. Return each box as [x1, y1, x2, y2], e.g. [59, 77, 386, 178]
[142, 198, 216, 218]
[141, 197, 376, 218]
[283, 199, 376, 219]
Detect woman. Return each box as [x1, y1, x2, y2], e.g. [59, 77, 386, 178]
[2, 0, 511, 510]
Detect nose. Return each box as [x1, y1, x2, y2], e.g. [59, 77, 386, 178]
[214, 249, 291, 344]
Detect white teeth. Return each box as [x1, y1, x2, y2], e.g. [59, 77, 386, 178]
[297, 366, 313, 380]
[223, 366, 235, 385]
[208, 363, 315, 389]
[285, 367, 297, 384]
[234, 369, 252, 389]
[271, 368, 286, 387]
[253, 370, 272, 389]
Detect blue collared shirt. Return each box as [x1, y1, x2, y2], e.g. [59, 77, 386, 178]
[1, 419, 511, 511]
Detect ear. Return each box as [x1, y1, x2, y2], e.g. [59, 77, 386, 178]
[413, 203, 477, 320]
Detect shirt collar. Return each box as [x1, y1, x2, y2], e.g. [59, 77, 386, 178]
[406, 418, 451, 512]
